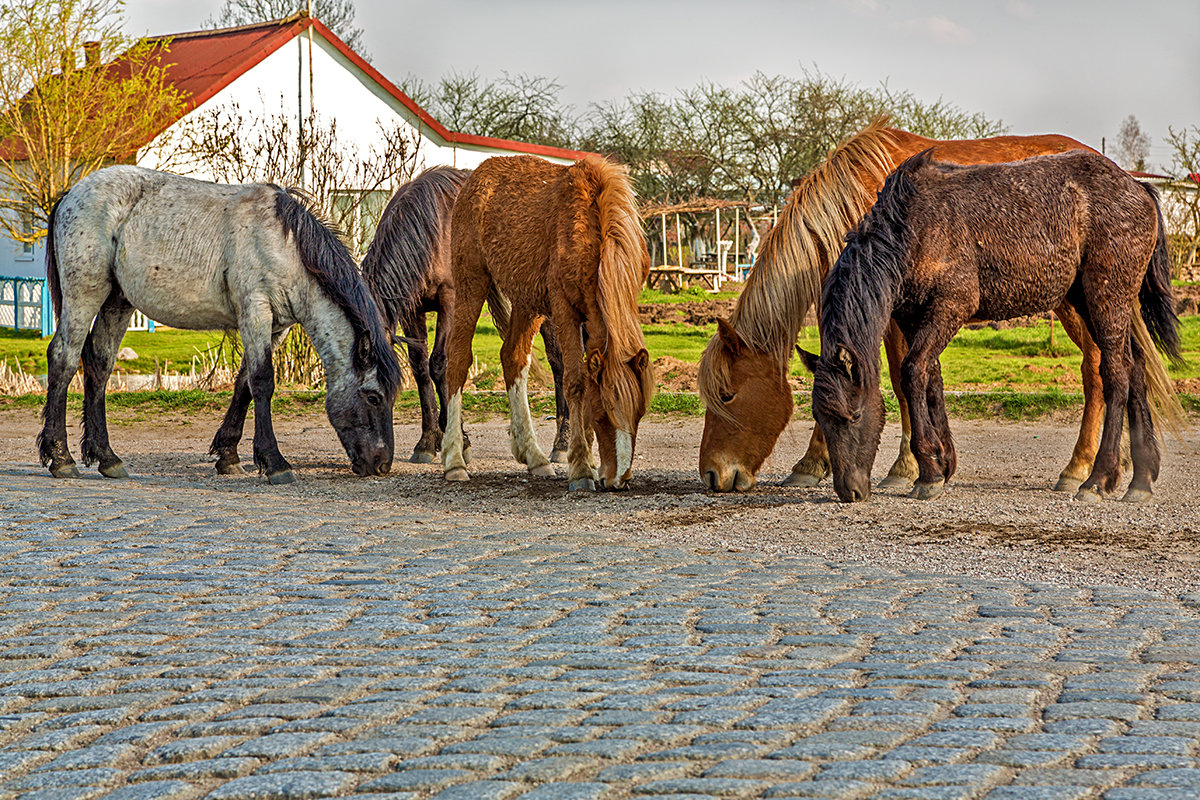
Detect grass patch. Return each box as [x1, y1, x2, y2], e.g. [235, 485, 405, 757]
[639, 286, 738, 304]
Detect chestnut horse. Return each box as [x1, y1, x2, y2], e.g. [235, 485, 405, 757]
[802, 149, 1181, 503]
[441, 155, 654, 491]
[361, 166, 570, 464]
[698, 117, 1180, 493]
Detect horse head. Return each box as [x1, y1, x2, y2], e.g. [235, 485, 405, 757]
[698, 318, 794, 492]
[325, 332, 398, 477]
[583, 343, 653, 490]
[800, 343, 884, 502]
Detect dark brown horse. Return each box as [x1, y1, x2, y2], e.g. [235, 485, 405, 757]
[442, 155, 654, 491]
[801, 149, 1182, 503]
[697, 118, 1178, 494]
[360, 166, 570, 464]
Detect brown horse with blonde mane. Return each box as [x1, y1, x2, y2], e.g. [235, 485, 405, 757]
[441, 155, 654, 491]
[698, 117, 1182, 493]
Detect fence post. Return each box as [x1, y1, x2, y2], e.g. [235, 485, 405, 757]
[11, 279, 16, 333]
[41, 278, 53, 338]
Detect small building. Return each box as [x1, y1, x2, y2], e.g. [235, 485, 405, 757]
[1, 14, 592, 330]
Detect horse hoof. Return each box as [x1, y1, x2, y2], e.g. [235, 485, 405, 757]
[216, 461, 245, 475]
[529, 463, 556, 478]
[444, 467, 469, 482]
[782, 471, 821, 488]
[909, 480, 945, 500]
[1074, 486, 1103, 504]
[1053, 476, 1083, 493]
[569, 477, 596, 492]
[410, 451, 436, 464]
[463, 447, 472, 466]
[99, 463, 129, 479]
[267, 469, 296, 485]
[1121, 487, 1153, 504]
[550, 449, 569, 464]
[50, 463, 81, 479]
[878, 475, 915, 490]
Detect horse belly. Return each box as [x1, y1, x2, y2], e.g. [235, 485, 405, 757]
[113, 256, 238, 331]
[973, 247, 1078, 322]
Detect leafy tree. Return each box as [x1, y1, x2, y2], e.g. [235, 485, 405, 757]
[0, 0, 185, 243]
[1116, 114, 1151, 172]
[209, 0, 365, 53]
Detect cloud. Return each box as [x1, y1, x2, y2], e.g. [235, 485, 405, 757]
[1006, 0, 1036, 20]
[900, 15, 974, 45]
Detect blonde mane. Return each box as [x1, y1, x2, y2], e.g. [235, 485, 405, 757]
[732, 117, 899, 364]
[698, 118, 900, 416]
[578, 156, 655, 428]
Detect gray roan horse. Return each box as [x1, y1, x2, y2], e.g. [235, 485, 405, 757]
[801, 149, 1182, 504]
[38, 166, 402, 483]
[360, 165, 571, 465]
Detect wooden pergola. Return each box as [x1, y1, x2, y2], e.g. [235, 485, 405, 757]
[638, 198, 772, 292]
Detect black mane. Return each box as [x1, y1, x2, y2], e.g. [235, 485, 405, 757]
[819, 149, 927, 367]
[273, 187, 402, 394]
[360, 166, 469, 330]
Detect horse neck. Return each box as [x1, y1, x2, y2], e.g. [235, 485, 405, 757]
[295, 288, 358, 391]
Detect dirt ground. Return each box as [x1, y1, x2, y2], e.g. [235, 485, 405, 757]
[5, 404, 1200, 595]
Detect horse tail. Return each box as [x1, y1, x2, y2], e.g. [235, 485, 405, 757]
[579, 155, 654, 428]
[1138, 184, 1182, 364]
[1133, 183, 1186, 441]
[44, 193, 66, 322]
[360, 166, 469, 334]
[486, 283, 510, 339]
[273, 187, 402, 395]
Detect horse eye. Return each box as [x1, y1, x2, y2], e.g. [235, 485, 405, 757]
[364, 391, 382, 408]
[850, 408, 862, 423]
[720, 392, 735, 404]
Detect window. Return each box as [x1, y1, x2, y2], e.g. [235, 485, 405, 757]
[331, 189, 389, 256]
[19, 206, 34, 258]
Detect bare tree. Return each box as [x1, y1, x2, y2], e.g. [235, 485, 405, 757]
[1165, 125, 1200, 277]
[0, 0, 185, 243]
[402, 70, 578, 148]
[209, 0, 366, 54]
[156, 98, 421, 256]
[1116, 114, 1152, 172]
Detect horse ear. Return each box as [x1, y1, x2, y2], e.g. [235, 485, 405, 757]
[716, 318, 741, 355]
[797, 347, 820, 374]
[835, 345, 856, 381]
[356, 335, 374, 367]
[629, 348, 650, 374]
[586, 348, 605, 380]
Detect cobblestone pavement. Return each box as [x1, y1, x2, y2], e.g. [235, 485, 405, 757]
[4, 468, 1200, 800]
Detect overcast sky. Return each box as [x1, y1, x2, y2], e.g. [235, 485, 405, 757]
[123, 0, 1199, 172]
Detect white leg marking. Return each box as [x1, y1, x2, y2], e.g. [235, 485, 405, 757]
[508, 359, 549, 470]
[616, 429, 633, 479]
[442, 390, 466, 472]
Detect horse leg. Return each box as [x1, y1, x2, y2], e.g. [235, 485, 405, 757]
[502, 310, 553, 477]
[880, 320, 919, 488]
[210, 360, 252, 474]
[39, 293, 110, 479]
[433, 286, 471, 464]
[234, 310, 292, 484]
[1120, 331, 1159, 502]
[79, 291, 136, 478]
[899, 321, 960, 501]
[404, 311, 440, 463]
[1072, 295, 1133, 502]
[785, 427, 830, 487]
[442, 276, 489, 482]
[541, 323, 571, 463]
[553, 312, 598, 491]
[209, 328, 287, 475]
[1052, 305, 1103, 491]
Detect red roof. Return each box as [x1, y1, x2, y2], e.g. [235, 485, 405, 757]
[142, 15, 593, 162]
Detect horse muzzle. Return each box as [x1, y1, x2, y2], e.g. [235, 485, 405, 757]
[352, 450, 392, 477]
[702, 462, 756, 493]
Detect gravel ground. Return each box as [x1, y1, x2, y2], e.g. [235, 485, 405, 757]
[3, 403, 1199, 594]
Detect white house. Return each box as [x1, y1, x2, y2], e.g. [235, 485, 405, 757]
[0, 14, 593, 327]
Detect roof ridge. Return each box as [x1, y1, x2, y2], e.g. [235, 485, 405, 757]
[145, 13, 304, 42]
